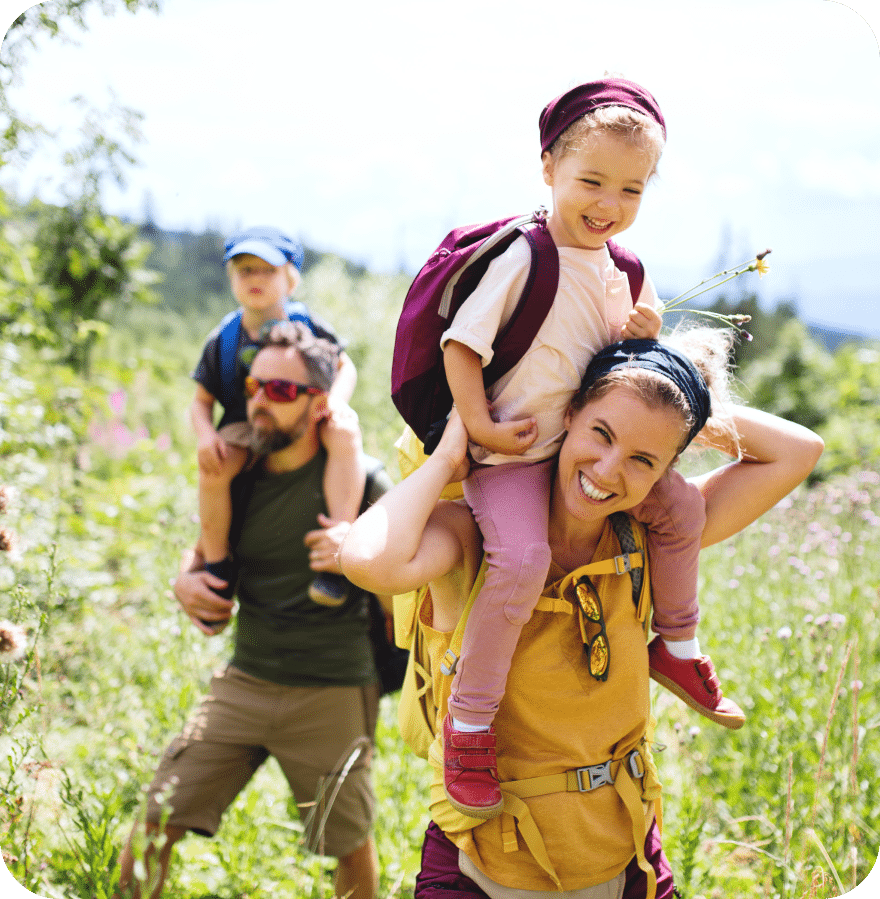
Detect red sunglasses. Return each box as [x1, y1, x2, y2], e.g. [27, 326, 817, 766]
[244, 376, 323, 403]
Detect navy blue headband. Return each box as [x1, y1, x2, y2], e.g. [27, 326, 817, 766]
[582, 339, 711, 447]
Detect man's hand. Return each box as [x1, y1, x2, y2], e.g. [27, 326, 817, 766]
[304, 514, 351, 573]
[174, 568, 235, 635]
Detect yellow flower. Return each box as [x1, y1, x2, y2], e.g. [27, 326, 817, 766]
[751, 257, 770, 277]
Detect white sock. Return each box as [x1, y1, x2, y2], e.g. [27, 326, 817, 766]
[663, 637, 701, 660]
[452, 717, 490, 733]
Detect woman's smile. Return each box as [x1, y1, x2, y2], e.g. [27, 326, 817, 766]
[578, 471, 614, 502]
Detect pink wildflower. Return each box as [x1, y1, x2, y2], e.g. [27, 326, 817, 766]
[0, 621, 27, 661]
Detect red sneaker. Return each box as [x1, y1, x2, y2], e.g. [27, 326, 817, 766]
[442, 715, 504, 819]
[648, 637, 746, 730]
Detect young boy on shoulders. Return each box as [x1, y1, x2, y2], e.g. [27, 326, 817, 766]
[191, 226, 363, 610]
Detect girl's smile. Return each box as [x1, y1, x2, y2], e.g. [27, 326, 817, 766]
[542, 131, 655, 251]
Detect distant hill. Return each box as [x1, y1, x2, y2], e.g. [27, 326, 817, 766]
[806, 321, 874, 353]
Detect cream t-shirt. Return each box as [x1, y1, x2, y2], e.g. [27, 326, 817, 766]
[440, 236, 659, 465]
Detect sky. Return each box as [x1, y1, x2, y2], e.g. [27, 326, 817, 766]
[1, 0, 879, 337]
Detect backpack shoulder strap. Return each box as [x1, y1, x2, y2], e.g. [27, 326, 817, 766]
[609, 512, 653, 637]
[217, 308, 244, 410]
[483, 215, 560, 386]
[607, 241, 645, 306]
[285, 299, 313, 328]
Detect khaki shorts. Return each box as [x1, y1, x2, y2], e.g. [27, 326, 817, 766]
[146, 665, 379, 858]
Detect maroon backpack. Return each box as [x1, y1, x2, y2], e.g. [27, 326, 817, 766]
[391, 209, 645, 451]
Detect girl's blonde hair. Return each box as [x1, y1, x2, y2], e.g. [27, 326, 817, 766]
[548, 105, 666, 179]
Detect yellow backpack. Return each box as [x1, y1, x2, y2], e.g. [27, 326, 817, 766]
[392, 492, 663, 896]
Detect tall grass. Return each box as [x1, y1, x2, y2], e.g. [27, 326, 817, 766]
[0, 289, 878, 897]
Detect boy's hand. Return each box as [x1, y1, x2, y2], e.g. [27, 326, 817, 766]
[621, 302, 663, 340]
[305, 514, 351, 573]
[318, 401, 363, 458]
[197, 431, 229, 475]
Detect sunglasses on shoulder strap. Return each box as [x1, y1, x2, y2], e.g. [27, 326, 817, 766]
[244, 376, 323, 403]
[571, 575, 610, 682]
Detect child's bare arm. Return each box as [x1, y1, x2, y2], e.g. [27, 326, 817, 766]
[444, 340, 537, 456]
[621, 301, 663, 340]
[191, 384, 227, 474]
[320, 402, 367, 524]
[328, 351, 358, 406]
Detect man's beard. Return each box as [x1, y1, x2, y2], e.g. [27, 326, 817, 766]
[248, 410, 299, 455]
[249, 425, 293, 455]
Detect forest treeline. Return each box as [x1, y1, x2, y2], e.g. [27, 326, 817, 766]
[7, 195, 879, 480]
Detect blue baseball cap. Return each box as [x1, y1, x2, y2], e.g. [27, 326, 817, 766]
[223, 226, 305, 270]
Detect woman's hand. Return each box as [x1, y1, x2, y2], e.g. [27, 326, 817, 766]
[434, 409, 472, 484]
[305, 514, 351, 573]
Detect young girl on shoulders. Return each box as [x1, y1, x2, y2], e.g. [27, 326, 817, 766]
[436, 77, 744, 819]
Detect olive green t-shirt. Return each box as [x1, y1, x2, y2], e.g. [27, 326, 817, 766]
[230, 452, 391, 686]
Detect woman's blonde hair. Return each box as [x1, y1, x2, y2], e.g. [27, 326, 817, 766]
[571, 325, 740, 458]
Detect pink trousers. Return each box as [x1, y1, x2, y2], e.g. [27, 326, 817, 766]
[449, 460, 706, 727]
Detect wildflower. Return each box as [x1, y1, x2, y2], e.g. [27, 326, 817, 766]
[0, 486, 10, 513]
[0, 528, 16, 552]
[657, 248, 771, 338]
[777, 626, 793, 640]
[748, 250, 771, 277]
[0, 621, 27, 661]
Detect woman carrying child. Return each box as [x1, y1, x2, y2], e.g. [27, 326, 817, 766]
[429, 77, 745, 819]
[340, 332, 823, 897]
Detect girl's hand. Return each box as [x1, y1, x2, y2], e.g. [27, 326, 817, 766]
[621, 302, 663, 340]
[470, 415, 539, 457]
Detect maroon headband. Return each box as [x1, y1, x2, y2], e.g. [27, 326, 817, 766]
[539, 78, 666, 155]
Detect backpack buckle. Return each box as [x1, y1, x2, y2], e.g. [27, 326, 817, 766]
[440, 649, 459, 676]
[614, 554, 632, 575]
[575, 760, 614, 792]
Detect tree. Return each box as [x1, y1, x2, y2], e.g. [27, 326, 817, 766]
[2, 0, 161, 163]
[1, 1, 162, 373]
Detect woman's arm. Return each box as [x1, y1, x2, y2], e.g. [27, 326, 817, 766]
[339, 413, 476, 596]
[694, 405, 824, 547]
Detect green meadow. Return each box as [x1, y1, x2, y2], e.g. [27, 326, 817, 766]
[1, 248, 878, 898]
